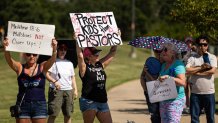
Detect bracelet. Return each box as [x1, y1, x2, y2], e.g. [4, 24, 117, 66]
[52, 50, 57, 55]
[53, 79, 58, 83]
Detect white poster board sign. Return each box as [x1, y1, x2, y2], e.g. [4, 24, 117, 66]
[6, 21, 55, 56]
[70, 12, 122, 47]
[146, 78, 178, 103]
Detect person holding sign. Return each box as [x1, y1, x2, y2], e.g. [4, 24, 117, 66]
[3, 37, 57, 123]
[140, 50, 163, 123]
[186, 35, 217, 123]
[158, 43, 186, 123]
[46, 43, 78, 123]
[74, 35, 117, 123]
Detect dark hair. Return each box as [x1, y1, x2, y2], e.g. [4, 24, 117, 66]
[196, 35, 209, 45]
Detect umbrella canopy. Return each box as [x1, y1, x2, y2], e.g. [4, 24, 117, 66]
[37, 39, 78, 68]
[128, 36, 190, 52]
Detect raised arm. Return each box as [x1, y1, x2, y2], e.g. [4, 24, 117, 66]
[100, 28, 120, 68]
[75, 42, 86, 77]
[42, 39, 57, 74]
[3, 38, 22, 74]
[100, 46, 117, 68]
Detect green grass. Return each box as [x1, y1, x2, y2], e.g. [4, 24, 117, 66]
[0, 43, 150, 123]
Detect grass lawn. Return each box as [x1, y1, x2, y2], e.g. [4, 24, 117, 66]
[0, 43, 218, 123]
[0, 43, 150, 123]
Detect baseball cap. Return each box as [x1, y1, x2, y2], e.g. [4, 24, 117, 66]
[83, 47, 102, 57]
[185, 37, 194, 43]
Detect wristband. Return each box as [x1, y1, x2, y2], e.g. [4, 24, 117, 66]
[53, 79, 58, 83]
[52, 50, 57, 55]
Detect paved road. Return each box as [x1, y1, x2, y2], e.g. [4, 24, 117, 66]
[108, 79, 218, 123]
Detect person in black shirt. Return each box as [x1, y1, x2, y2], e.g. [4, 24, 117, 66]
[75, 41, 117, 123]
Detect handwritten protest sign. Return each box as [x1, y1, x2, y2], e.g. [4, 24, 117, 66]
[70, 12, 122, 47]
[146, 78, 178, 103]
[6, 21, 55, 56]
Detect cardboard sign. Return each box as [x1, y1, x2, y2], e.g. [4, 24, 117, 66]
[70, 12, 122, 47]
[7, 21, 55, 56]
[146, 78, 178, 103]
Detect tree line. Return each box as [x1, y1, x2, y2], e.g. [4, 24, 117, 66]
[0, 0, 217, 43]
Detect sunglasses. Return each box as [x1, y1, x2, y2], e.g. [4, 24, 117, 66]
[198, 43, 208, 47]
[26, 53, 37, 57]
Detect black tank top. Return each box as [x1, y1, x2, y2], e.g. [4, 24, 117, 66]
[17, 64, 46, 101]
[79, 61, 107, 103]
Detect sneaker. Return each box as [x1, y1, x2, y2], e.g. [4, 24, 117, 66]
[182, 107, 190, 114]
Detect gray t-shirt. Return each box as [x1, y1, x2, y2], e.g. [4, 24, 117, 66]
[186, 52, 217, 94]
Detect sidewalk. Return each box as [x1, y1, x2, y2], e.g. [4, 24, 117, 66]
[108, 79, 218, 123]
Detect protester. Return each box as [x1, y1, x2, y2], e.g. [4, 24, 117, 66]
[75, 34, 118, 123]
[182, 37, 197, 114]
[3, 37, 57, 123]
[46, 43, 78, 123]
[182, 37, 197, 64]
[186, 35, 217, 123]
[140, 50, 162, 123]
[158, 42, 186, 123]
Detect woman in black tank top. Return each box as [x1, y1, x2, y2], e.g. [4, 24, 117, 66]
[75, 39, 117, 123]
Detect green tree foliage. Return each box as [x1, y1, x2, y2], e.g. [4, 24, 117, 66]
[171, 0, 218, 42]
[135, 0, 189, 40]
[0, 0, 188, 41]
[0, 0, 70, 37]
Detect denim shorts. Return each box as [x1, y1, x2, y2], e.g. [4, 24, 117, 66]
[79, 97, 109, 112]
[16, 100, 47, 118]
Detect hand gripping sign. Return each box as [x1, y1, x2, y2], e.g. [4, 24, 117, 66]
[146, 78, 178, 103]
[6, 21, 55, 56]
[70, 12, 122, 47]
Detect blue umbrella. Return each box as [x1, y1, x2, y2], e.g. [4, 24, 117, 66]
[128, 36, 190, 52]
